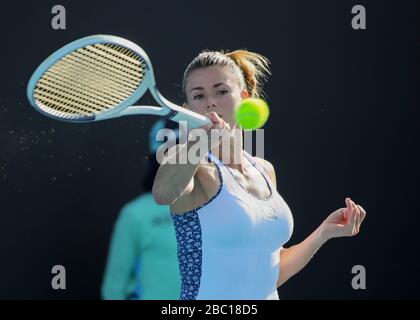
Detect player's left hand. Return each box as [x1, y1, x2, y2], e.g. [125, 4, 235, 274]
[319, 198, 367, 241]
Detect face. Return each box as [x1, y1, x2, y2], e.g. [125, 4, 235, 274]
[184, 65, 248, 127]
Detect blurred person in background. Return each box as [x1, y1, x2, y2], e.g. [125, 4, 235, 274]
[101, 119, 181, 300]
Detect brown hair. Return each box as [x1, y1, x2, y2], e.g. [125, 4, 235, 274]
[183, 49, 271, 99]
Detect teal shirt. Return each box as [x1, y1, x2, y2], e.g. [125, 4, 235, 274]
[101, 193, 181, 300]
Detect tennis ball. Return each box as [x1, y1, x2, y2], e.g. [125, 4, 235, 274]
[235, 98, 270, 130]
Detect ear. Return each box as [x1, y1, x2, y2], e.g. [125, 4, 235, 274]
[240, 90, 250, 99]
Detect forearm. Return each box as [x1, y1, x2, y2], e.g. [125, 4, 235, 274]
[277, 225, 328, 287]
[153, 140, 206, 204]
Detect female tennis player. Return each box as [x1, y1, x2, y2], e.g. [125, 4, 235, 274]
[153, 50, 366, 300]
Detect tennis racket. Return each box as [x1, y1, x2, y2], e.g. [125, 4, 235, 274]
[26, 34, 212, 128]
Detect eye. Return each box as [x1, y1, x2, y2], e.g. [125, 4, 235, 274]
[217, 89, 229, 95]
[193, 94, 204, 100]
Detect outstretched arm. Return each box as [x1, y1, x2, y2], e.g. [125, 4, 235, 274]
[254, 158, 367, 288]
[277, 198, 366, 287]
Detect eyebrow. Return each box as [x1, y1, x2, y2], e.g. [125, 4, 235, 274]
[190, 83, 227, 92]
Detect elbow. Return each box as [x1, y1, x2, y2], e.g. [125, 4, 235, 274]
[152, 183, 175, 205]
[153, 193, 173, 205]
[277, 273, 292, 288]
[276, 277, 287, 288]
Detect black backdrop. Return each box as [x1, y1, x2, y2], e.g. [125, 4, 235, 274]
[0, 0, 418, 299]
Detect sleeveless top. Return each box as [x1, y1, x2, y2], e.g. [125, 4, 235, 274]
[171, 151, 294, 300]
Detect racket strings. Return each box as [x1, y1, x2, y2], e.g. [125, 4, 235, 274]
[49, 58, 138, 97]
[34, 43, 147, 118]
[89, 44, 141, 72]
[37, 70, 126, 106]
[73, 47, 141, 83]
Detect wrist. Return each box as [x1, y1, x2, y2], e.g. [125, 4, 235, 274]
[315, 224, 330, 246]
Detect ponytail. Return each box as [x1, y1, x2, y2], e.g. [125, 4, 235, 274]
[225, 50, 271, 99]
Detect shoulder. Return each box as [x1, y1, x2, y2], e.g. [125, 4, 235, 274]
[253, 157, 277, 188]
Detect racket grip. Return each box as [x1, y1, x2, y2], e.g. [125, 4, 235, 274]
[169, 109, 212, 129]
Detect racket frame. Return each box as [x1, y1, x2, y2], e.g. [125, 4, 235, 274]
[27, 35, 210, 128]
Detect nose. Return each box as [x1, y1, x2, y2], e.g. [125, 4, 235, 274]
[206, 97, 217, 109]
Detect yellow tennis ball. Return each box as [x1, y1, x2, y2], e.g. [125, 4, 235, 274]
[235, 98, 270, 130]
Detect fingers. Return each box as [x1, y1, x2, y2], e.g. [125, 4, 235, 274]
[200, 112, 229, 131]
[205, 112, 223, 125]
[345, 198, 367, 236]
[197, 113, 223, 133]
[181, 105, 222, 128]
[345, 197, 351, 211]
[357, 205, 367, 223]
[352, 201, 361, 234]
[182, 108, 227, 132]
[345, 198, 355, 223]
[350, 201, 358, 235]
[342, 208, 348, 220]
[345, 197, 358, 235]
[201, 123, 212, 131]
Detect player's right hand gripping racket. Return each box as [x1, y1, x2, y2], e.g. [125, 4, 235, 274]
[27, 34, 212, 128]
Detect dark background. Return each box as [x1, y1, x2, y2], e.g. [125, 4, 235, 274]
[0, 0, 418, 299]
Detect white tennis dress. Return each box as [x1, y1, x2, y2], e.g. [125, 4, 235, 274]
[171, 152, 294, 300]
